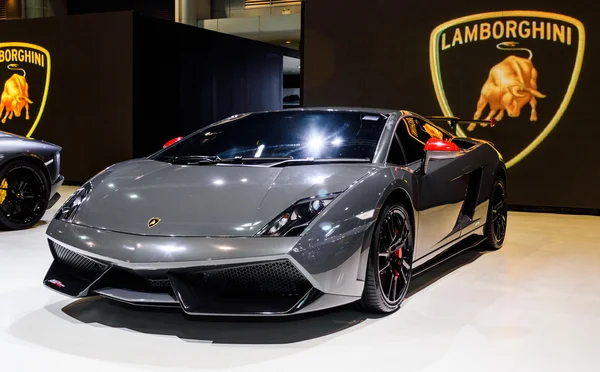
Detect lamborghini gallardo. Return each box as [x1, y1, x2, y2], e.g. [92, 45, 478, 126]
[43, 108, 507, 315]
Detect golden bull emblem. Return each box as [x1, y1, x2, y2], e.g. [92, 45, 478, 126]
[470, 42, 546, 131]
[429, 11, 585, 168]
[0, 64, 33, 124]
[148, 217, 161, 228]
[0, 42, 50, 138]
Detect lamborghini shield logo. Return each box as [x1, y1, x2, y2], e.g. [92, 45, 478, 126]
[0, 42, 50, 138]
[148, 217, 161, 228]
[429, 11, 585, 168]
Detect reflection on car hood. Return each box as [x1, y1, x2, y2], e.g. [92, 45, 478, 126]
[71, 159, 377, 237]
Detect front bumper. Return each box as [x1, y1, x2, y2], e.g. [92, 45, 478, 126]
[43, 220, 363, 316]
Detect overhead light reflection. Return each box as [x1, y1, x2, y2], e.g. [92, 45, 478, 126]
[311, 175, 328, 184]
[160, 245, 186, 253]
[356, 209, 375, 220]
[213, 179, 224, 186]
[307, 135, 324, 152]
[325, 224, 340, 238]
[254, 144, 265, 157]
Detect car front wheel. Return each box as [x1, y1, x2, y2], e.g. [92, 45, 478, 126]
[360, 201, 414, 313]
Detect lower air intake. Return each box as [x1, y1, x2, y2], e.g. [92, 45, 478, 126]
[50, 240, 108, 279]
[203, 260, 310, 297]
[168, 260, 318, 315]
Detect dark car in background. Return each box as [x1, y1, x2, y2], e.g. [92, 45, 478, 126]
[0, 131, 63, 230]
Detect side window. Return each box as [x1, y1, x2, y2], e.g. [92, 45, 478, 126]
[421, 121, 446, 141]
[386, 136, 406, 165]
[395, 117, 452, 164]
[408, 117, 446, 142]
[396, 118, 427, 164]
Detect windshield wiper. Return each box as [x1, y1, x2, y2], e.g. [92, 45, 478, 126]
[164, 156, 369, 166]
[269, 158, 371, 167]
[166, 155, 221, 164]
[217, 156, 293, 164]
[165, 155, 293, 165]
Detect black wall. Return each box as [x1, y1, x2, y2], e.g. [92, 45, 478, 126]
[132, 15, 288, 157]
[303, 0, 600, 210]
[0, 13, 134, 183]
[67, 0, 174, 21]
[0, 12, 288, 182]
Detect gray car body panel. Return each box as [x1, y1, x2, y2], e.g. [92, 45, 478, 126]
[44, 108, 505, 314]
[71, 159, 379, 237]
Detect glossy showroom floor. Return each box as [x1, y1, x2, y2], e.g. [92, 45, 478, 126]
[1, 187, 600, 372]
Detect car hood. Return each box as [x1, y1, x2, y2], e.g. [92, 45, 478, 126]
[71, 159, 377, 237]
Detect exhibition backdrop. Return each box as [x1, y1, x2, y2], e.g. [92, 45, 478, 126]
[0, 12, 291, 182]
[0, 12, 134, 183]
[67, 0, 174, 21]
[303, 0, 600, 210]
[132, 15, 292, 157]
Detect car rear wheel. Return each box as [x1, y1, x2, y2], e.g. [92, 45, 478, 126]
[360, 201, 414, 313]
[483, 178, 507, 250]
[0, 160, 49, 230]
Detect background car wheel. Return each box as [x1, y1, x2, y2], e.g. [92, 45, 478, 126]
[0, 160, 49, 230]
[360, 201, 414, 313]
[483, 178, 508, 250]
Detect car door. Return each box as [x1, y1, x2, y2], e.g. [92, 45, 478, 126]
[395, 117, 471, 261]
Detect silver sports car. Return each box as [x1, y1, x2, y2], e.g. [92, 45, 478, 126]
[0, 131, 63, 230]
[43, 108, 507, 315]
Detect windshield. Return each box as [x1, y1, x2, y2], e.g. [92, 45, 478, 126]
[152, 111, 388, 163]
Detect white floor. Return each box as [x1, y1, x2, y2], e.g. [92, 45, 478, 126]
[1, 187, 600, 372]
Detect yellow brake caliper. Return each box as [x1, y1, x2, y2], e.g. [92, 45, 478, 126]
[0, 178, 7, 204]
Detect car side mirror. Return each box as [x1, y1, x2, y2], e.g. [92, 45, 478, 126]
[422, 138, 461, 174]
[163, 137, 183, 149]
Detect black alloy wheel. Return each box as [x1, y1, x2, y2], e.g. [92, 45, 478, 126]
[484, 178, 507, 250]
[0, 160, 49, 230]
[361, 201, 414, 313]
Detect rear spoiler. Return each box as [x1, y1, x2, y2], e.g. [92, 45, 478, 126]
[424, 116, 496, 130]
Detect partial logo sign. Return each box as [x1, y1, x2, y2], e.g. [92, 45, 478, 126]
[0, 42, 50, 138]
[148, 217, 161, 228]
[430, 11, 585, 168]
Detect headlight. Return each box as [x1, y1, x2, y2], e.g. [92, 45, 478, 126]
[256, 193, 339, 237]
[55, 182, 92, 222]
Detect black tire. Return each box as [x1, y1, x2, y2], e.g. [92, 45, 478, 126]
[360, 201, 414, 313]
[483, 178, 508, 250]
[0, 160, 49, 230]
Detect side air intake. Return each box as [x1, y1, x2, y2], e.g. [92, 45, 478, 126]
[44, 239, 111, 296]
